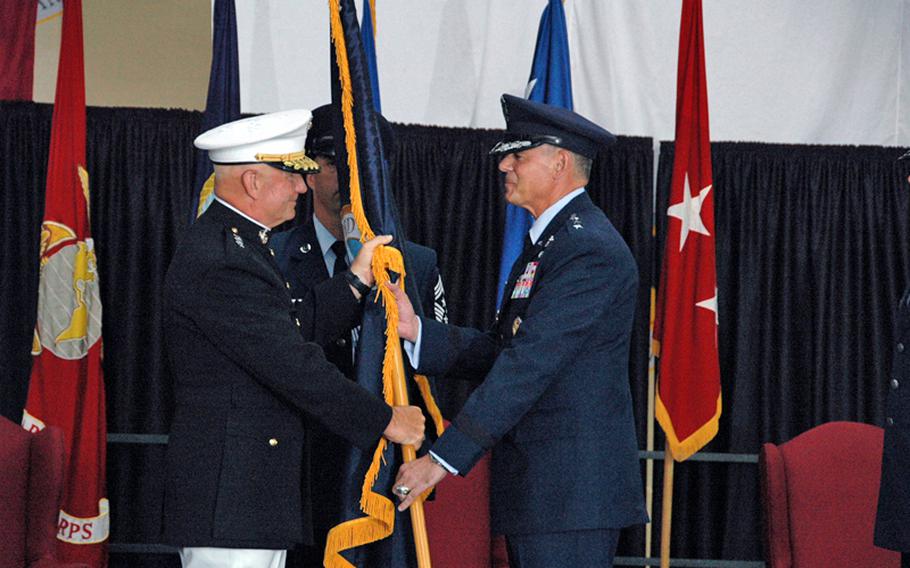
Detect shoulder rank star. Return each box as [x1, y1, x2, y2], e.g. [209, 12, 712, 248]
[569, 213, 584, 229]
[230, 227, 245, 248]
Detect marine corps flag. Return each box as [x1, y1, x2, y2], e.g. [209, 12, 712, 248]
[654, 0, 721, 462]
[24, 0, 109, 566]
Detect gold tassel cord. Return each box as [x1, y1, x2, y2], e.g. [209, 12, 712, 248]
[414, 374, 445, 437]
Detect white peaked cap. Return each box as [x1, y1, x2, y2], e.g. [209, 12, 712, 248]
[194, 109, 318, 172]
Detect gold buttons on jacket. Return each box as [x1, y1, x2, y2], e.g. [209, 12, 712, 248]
[269, 438, 279, 447]
[336, 338, 347, 347]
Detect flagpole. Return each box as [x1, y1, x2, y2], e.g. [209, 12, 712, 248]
[389, 341, 432, 568]
[660, 455, 674, 568]
[645, 286, 657, 557]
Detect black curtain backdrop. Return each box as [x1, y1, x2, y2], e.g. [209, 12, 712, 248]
[3, 100, 909, 565]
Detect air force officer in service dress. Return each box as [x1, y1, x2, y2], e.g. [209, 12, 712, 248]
[392, 95, 647, 568]
[161, 109, 424, 568]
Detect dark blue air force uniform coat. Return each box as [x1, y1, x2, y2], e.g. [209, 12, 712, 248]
[269, 221, 446, 564]
[161, 202, 391, 550]
[417, 192, 648, 536]
[876, 286, 910, 552]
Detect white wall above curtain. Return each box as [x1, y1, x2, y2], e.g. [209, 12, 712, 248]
[234, 0, 910, 146]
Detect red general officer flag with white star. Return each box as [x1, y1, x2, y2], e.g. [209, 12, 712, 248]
[24, 0, 109, 565]
[654, 0, 721, 462]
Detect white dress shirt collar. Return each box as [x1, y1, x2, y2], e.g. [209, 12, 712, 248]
[213, 196, 270, 231]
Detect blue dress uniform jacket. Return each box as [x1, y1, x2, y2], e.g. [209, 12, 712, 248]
[161, 202, 392, 550]
[875, 286, 910, 551]
[418, 192, 648, 535]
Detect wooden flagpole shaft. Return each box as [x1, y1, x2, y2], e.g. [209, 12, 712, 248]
[390, 341, 432, 568]
[660, 455, 674, 568]
[645, 286, 659, 558]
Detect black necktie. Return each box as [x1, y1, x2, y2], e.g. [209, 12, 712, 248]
[331, 240, 348, 276]
[330, 240, 354, 375]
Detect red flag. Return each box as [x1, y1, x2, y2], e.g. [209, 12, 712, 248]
[0, 0, 37, 100]
[24, 0, 109, 565]
[654, 0, 721, 462]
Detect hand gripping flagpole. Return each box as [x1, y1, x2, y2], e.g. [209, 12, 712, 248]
[388, 308, 433, 567]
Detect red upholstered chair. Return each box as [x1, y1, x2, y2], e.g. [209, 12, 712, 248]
[423, 422, 510, 568]
[0, 415, 89, 568]
[760, 421, 899, 568]
[424, 453, 494, 567]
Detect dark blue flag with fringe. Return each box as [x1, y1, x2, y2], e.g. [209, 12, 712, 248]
[323, 1, 443, 566]
[191, 0, 240, 221]
[495, 0, 573, 308]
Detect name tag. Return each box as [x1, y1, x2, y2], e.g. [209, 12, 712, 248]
[511, 261, 539, 299]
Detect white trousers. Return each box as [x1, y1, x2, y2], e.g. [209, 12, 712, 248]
[179, 547, 287, 568]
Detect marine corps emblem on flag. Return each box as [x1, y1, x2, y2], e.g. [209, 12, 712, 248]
[32, 221, 102, 359]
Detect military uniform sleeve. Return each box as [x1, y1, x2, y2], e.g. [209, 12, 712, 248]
[295, 272, 364, 345]
[174, 257, 391, 451]
[432, 235, 638, 474]
[415, 317, 498, 381]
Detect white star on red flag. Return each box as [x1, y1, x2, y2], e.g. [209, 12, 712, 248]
[696, 288, 718, 325]
[667, 173, 712, 251]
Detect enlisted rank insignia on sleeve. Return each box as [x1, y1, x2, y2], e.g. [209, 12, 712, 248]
[512, 316, 522, 335]
[569, 213, 584, 229]
[511, 261, 539, 299]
